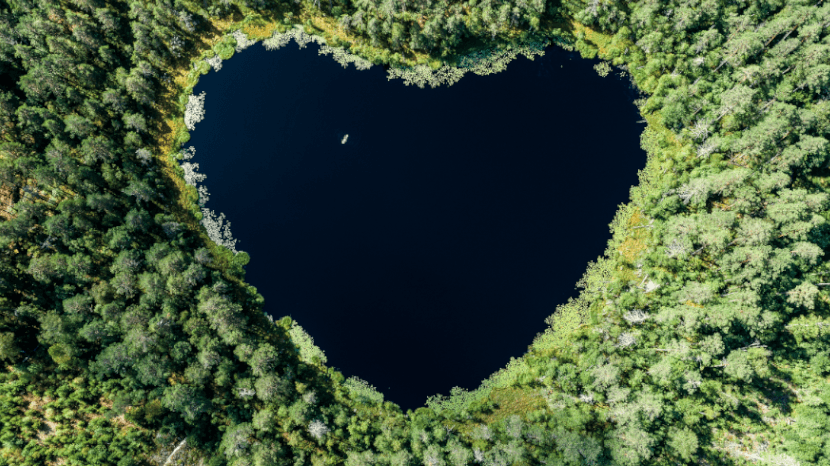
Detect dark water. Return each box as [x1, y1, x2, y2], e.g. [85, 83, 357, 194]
[187, 41, 645, 412]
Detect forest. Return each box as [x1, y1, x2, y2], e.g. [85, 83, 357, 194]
[1, 0, 830, 464]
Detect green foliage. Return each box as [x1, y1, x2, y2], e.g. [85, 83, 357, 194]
[288, 321, 327, 365]
[387, 36, 549, 88]
[249, 344, 280, 376]
[425, 384, 494, 417]
[2, 0, 830, 464]
[220, 423, 254, 459]
[593, 61, 612, 77]
[254, 374, 291, 403]
[214, 39, 237, 60]
[531, 295, 589, 354]
[343, 377, 384, 405]
[668, 427, 699, 462]
[162, 384, 211, 422]
[0, 333, 17, 362]
[723, 347, 772, 383]
[232, 251, 250, 267]
[47, 343, 73, 366]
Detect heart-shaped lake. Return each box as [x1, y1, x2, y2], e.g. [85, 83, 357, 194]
[186, 41, 646, 411]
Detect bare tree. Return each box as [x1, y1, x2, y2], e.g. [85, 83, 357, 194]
[184, 92, 206, 131]
[308, 420, 330, 440]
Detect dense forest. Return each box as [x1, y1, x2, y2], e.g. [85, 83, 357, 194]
[1, 0, 830, 464]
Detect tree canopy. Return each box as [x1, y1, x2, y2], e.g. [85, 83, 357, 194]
[0, 0, 829, 464]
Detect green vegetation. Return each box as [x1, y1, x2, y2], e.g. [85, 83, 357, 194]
[1, 0, 830, 464]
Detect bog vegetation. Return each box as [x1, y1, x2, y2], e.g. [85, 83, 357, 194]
[1, 0, 830, 465]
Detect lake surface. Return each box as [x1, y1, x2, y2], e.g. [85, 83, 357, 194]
[186, 40, 646, 412]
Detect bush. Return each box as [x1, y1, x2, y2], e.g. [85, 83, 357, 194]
[214, 41, 236, 60]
